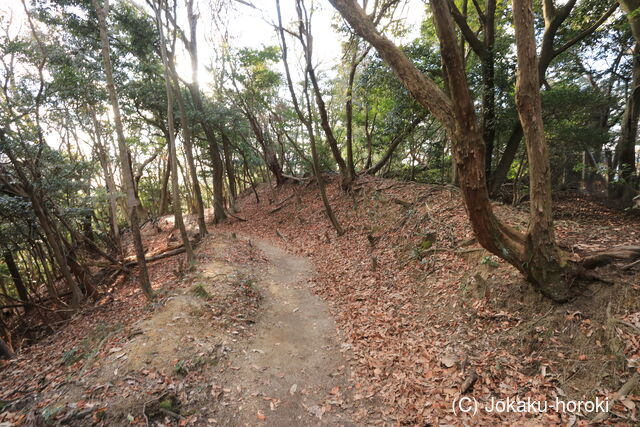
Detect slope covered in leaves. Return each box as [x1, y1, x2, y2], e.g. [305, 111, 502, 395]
[0, 223, 264, 425]
[220, 176, 640, 425]
[1, 176, 639, 425]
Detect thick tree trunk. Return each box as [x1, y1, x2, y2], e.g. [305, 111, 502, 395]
[619, 0, 640, 42]
[451, 0, 497, 181]
[93, 0, 153, 300]
[330, 0, 571, 301]
[512, 0, 567, 297]
[490, 0, 618, 194]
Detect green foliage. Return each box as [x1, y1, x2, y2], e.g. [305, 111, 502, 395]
[61, 347, 81, 366]
[41, 405, 65, 422]
[173, 360, 187, 376]
[190, 283, 211, 299]
[480, 256, 499, 268]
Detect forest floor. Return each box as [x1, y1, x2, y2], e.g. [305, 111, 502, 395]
[0, 226, 360, 425]
[1, 176, 640, 426]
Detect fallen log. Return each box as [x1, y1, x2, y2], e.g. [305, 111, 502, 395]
[281, 173, 309, 183]
[123, 246, 186, 268]
[1, 246, 191, 311]
[269, 193, 296, 214]
[227, 212, 248, 222]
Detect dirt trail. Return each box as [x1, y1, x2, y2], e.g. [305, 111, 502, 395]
[214, 237, 353, 426]
[0, 233, 356, 425]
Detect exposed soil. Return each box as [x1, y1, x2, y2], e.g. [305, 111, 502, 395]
[0, 226, 358, 426]
[210, 237, 355, 425]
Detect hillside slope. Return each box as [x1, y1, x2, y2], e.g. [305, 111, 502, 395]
[220, 176, 640, 425]
[2, 176, 639, 425]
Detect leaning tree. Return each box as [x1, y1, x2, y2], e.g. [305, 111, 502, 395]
[329, 0, 640, 301]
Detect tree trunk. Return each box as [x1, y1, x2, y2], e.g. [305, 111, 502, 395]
[35, 242, 59, 302]
[33, 200, 84, 305]
[490, 125, 524, 193]
[166, 42, 207, 238]
[481, 0, 497, 180]
[364, 107, 374, 169]
[277, 0, 344, 236]
[91, 127, 121, 253]
[93, 0, 153, 300]
[345, 50, 359, 181]
[221, 130, 238, 211]
[237, 146, 260, 203]
[155, 3, 195, 266]
[490, 0, 618, 194]
[364, 114, 426, 175]
[0, 336, 14, 359]
[3, 251, 30, 311]
[186, 1, 226, 224]
[451, 0, 497, 181]
[65, 249, 97, 299]
[244, 112, 286, 185]
[512, 0, 566, 295]
[296, 0, 351, 189]
[330, 0, 571, 301]
[159, 153, 172, 215]
[613, 43, 640, 202]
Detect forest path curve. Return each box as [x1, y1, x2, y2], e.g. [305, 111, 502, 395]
[213, 236, 354, 426]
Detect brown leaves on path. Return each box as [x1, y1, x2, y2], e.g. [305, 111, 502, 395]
[220, 176, 640, 425]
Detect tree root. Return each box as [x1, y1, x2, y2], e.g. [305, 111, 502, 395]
[581, 246, 640, 269]
[623, 258, 640, 270]
[561, 246, 640, 290]
[227, 212, 247, 222]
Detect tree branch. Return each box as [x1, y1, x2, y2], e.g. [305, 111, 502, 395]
[553, 1, 619, 59]
[448, 0, 485, 57]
